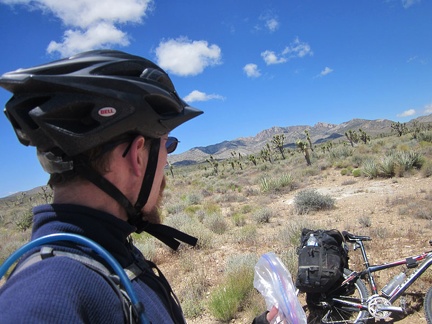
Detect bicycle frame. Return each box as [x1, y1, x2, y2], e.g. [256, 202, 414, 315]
[344, 236, 432, 305]
[301, 232, 432, 323]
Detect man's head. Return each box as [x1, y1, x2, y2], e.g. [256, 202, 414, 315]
[0, 50, 203, 231]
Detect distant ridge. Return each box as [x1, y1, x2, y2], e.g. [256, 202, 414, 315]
[3, 115, 432, 199]
[168, 115, 432, 165]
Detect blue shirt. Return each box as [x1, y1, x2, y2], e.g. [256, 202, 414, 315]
[0, 204, 185, 324]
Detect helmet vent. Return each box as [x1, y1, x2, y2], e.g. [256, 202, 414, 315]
[145, 94, 183, 115]
[92, 62, 144, 77]
[41, 102, 100, 134]
[35, 62, 98, 76]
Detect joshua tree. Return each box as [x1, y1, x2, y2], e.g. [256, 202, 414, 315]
[247, 154, 257, 166]
[260, 146, 272, 163]
[345, 130, 359, 147]
[304, 130, 314, 152]
[296, 139, 311, 166]
[206, 155, 219, 174]
[271, 134, 286, 159]
[358, 128, 370, 144]
[410, 121, 423, 139]
[391, 122, 407, 137]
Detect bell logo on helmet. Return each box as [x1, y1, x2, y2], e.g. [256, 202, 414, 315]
[98, 107, 117, 117]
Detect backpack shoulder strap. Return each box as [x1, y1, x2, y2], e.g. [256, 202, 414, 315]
[12, 246, 112, 277]
[10, 246, 142, 324]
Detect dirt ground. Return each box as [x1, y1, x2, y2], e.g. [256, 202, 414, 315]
[3, 170, 431, 323]
[160, 170, 432, 324]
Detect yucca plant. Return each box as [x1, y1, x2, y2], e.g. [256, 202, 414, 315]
[362, 158, 379, 178]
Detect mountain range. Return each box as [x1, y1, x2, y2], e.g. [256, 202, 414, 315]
[168, 114, 432, 166]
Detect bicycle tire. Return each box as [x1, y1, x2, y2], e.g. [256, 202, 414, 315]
[301, 269, 370, 324]
[424, 286, 432, 324]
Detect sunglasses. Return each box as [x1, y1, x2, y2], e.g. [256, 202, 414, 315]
[166, 136, 179, 154]
[121, 136, 179, 157]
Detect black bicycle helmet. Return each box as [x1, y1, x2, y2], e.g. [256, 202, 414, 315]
[1, 49, 202, 157]
[0, 50, 203, 249]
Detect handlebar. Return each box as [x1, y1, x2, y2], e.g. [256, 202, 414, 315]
[342, 231, 372, 242]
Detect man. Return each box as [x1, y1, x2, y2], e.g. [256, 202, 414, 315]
[0, 50, 275, 323]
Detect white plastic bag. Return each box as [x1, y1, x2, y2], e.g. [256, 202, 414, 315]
[254, 252, 307, 324]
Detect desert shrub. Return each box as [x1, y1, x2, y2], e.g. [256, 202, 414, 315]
[417, 131, 432, 143]
[341, 166, 354, 176]
[294, 189, 335, 214]
[379, 155, 396, 178]
[352, 168, 362, 177]
[329, 146, 353, 161]
[232, 213, 246, 226]
[225, 253, 257, 275]
[395, 150, 422, 169]
[184, 205, 200, 216]
[240, 204, 253, 214]
[279, 248, 299, 276]
[362, 158, 379, 178]
[359, 215, 372, 228]
[259, 177, 270, 192]
[185, 192, 203, 205]
[164, 213, 213, 249]
[165, 201, 187, 214]
[301, 166, 320, 177]
[236, 224, 257, 244]
[412, 207, 432, 220]
[421, 160, 432, 178]
[0, 229, 30, 266]
[208, 255, 255, 321]
[369, 227, 388, 239]
[214, 192, 234, 203]
[276, 219, 309, 247]
[203, 201, 221, 215]
[179, 269, 208, 318]
[252, 207, 273, 224]
[203, 213, 228, 234]
[259, 173, 294, 193]
[15, 209, 33, 232]
[351, 153, 366, 167]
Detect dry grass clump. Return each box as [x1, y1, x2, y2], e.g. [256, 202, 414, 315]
[293, 188, 336, 214]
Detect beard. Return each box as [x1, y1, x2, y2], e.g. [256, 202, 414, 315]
[141, 175, 166, 224]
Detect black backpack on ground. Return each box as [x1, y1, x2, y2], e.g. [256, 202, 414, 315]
[295, 228, 349, 293]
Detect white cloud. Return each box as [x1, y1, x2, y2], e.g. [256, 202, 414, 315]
[155, 37, 222, 76]
[261, 50, 286, 65]
[47, 23, 129, 56]
[183, 90, 225, 103]
[397, 109, 416, 117]
[265, 18, 279, 32]
[243, 63, 261, 78]
[283, 37, 313, 58]
[423, 103, 432, 114]
[2, 0, 153, 57]
[257, 11, 279, 33]
[319, 67, 333, 77]
[262, 37, 312, 65]
[402, 0, 421, 9]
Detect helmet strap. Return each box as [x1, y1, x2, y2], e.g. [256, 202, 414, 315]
[74, 139, 197, 250]
[132, 138, 160, 214]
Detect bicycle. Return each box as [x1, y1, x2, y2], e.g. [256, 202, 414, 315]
[299, 230, 432, 323]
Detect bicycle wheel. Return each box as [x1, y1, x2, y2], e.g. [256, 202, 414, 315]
[424, 286, 432, 324]
[300, 269, 370, 324]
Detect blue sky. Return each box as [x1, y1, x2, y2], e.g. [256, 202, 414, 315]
[0, 0, 431, 197]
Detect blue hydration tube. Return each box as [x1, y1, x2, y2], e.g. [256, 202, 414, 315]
[0, 233, 150, 324]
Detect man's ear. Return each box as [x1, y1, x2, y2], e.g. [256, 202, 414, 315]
[128, 136, 147, 176]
